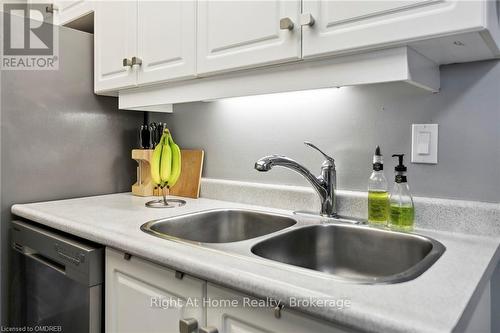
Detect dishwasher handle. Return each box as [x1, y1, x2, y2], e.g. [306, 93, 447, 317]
[24, 251, 66, 275]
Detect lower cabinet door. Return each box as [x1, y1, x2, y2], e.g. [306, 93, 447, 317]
[206, 283, 350, 333]
[105, 248, 205, 333]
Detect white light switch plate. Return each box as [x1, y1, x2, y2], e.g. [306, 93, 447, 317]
[411, 124, 438, 164]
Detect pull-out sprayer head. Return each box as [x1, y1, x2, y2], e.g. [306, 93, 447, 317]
[254, 156, 276, 172]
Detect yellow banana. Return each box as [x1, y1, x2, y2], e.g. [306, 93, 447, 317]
[167, 134, 182, 188]
[150, 137, 163, 186]
[159, 132, 172, 184]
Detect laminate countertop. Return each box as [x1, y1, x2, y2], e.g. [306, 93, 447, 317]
[11, 193, 500, 333]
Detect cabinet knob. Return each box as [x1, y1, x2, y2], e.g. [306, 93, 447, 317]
[122, 58, 132, 67]
[279, 17, 294, 30]
[199, 327, 218, 333]
[132, 56, 143, 66]
[179, 318, 198, 333]
[45, 4, 59, 13]
[300, 13, 315, 27]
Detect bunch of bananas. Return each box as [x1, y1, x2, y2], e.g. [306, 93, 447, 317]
[150, 129, 181, 189]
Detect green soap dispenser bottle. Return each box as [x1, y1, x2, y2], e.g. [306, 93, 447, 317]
[389, 154, 414, 231]
[368, 146, 389, 225]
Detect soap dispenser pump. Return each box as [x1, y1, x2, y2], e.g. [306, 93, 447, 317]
[389, 154, 414, 231]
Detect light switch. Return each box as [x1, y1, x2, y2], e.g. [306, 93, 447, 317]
[412, 124, 438, 164]
[417, 131, 431, 155]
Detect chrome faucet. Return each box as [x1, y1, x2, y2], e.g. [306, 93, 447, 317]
[255, 142, 337, 218]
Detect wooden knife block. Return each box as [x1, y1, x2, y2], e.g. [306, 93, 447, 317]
[131, 149, 155, 196]
[131, 149, 204, 199]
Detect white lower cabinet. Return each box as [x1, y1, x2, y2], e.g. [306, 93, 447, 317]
[206, 283, 350, 333]
[105, 248, 205, 333]
[106, 248, 351, 333]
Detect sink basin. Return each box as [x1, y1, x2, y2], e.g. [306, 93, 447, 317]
[141, 209, 296, 243]
[251, 224, 445, 284]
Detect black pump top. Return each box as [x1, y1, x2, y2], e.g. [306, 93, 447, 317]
[392, 154, 407, 172]
[375, 145, 381, 156]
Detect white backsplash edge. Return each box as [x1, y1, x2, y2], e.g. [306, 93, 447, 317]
[200, 178, 500, 237]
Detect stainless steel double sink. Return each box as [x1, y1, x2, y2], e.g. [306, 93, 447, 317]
[141, 209, 445, 284]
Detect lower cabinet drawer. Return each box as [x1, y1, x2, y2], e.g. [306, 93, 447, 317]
[206, 283, 351, 333]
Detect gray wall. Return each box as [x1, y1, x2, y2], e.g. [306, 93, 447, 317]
[1, 26, 142, 324]
[159, 59, 500, 203]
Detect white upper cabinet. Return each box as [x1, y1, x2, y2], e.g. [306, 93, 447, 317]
[137, 1, 196, 85]
[95, 1, 197, 93]
[302, 0, 488, 58]
[197, 0, 302, 75]
[94, 0, 499, 103]
[55, 0, 83, 12]
[53, 0, 93, 25]
[94, 1, 137, 92]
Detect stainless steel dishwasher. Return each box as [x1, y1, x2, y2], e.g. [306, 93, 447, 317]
[11, 220, 104, 333]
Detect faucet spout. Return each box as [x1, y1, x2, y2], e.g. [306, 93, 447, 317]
[255, 155, 327, 195]
[255, 152, 337, 218]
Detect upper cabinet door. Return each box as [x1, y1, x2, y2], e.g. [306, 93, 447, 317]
[94, 1, 137, 93]
[302, 0, 483, 58]
[197, 0, 301, 75]
[137, 1, 196, 85]
[54, 0, 86, 15]
[53, 0, 93, 26]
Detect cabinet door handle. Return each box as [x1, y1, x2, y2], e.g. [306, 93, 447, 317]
[131, 56, 142, 66]
[274, 303, 284, 319]
[300, 13, 315, 27]
[199, 327, 218, 333]
[279, 17, 294, 30]
[179, 318, 198, 333]
[122, 58, 132, 67]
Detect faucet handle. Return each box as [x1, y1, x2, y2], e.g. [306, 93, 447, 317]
[304, 141, 335, 164]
